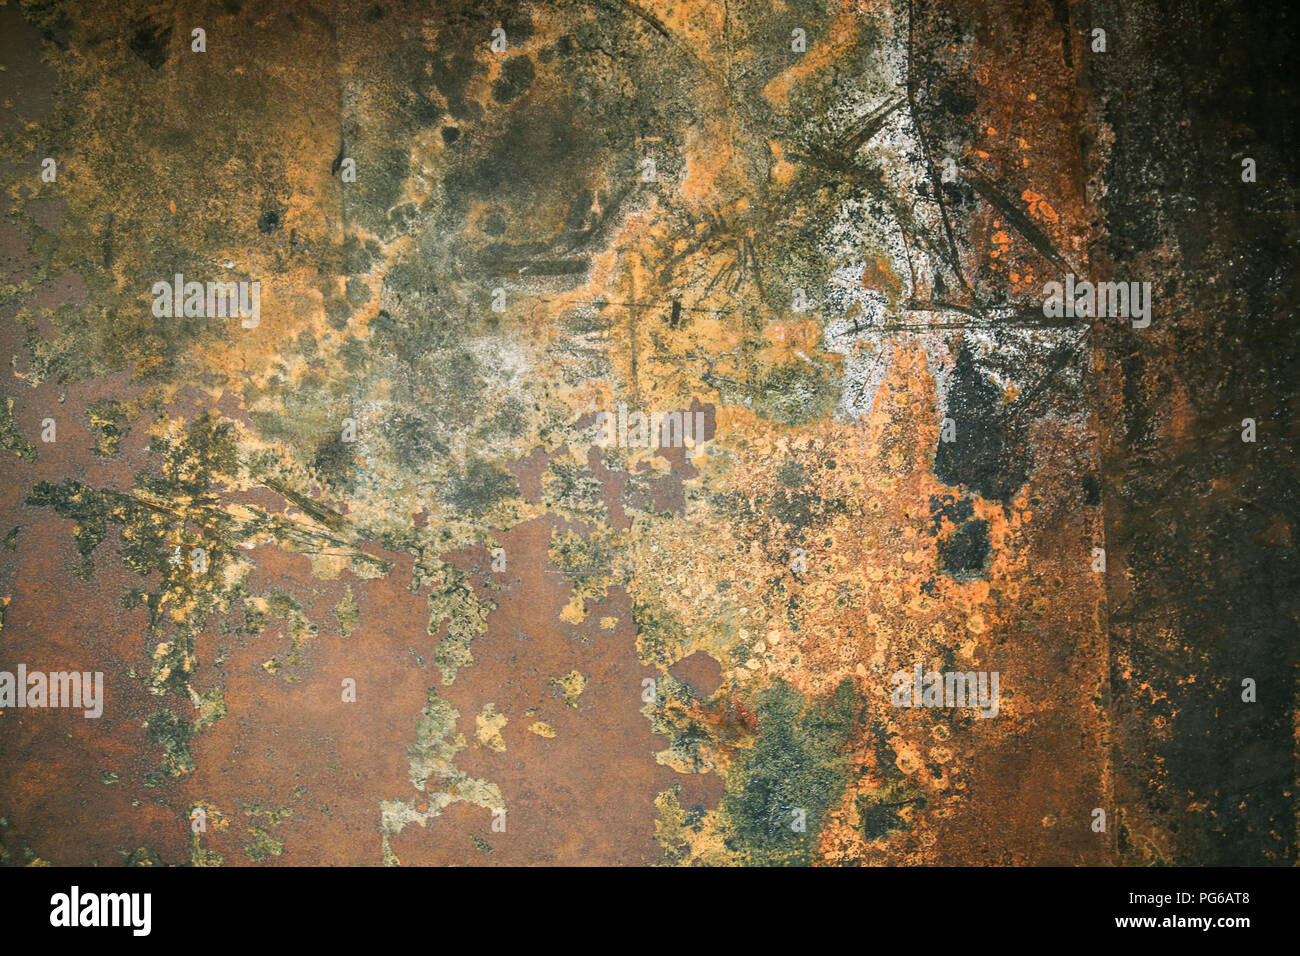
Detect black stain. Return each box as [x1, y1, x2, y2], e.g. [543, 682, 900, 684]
[129, 20, 170, 69]
[937, 518, 990, 579]
[933, 348, 1030, 504]
[491, 55, 535, 104]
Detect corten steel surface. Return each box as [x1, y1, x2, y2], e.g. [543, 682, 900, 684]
[0, 0, 1295, 866]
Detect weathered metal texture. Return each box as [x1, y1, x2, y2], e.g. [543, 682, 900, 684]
[0, 0, 1294, 866]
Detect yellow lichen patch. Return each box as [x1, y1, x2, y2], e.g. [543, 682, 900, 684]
[529, 721, 557, 739]
[560, 593, 587, 625]
[475, 704, 508, 752]
[552, 670, 587, 708]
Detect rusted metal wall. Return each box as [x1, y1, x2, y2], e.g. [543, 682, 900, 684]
[0, 0, 1294, 866]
